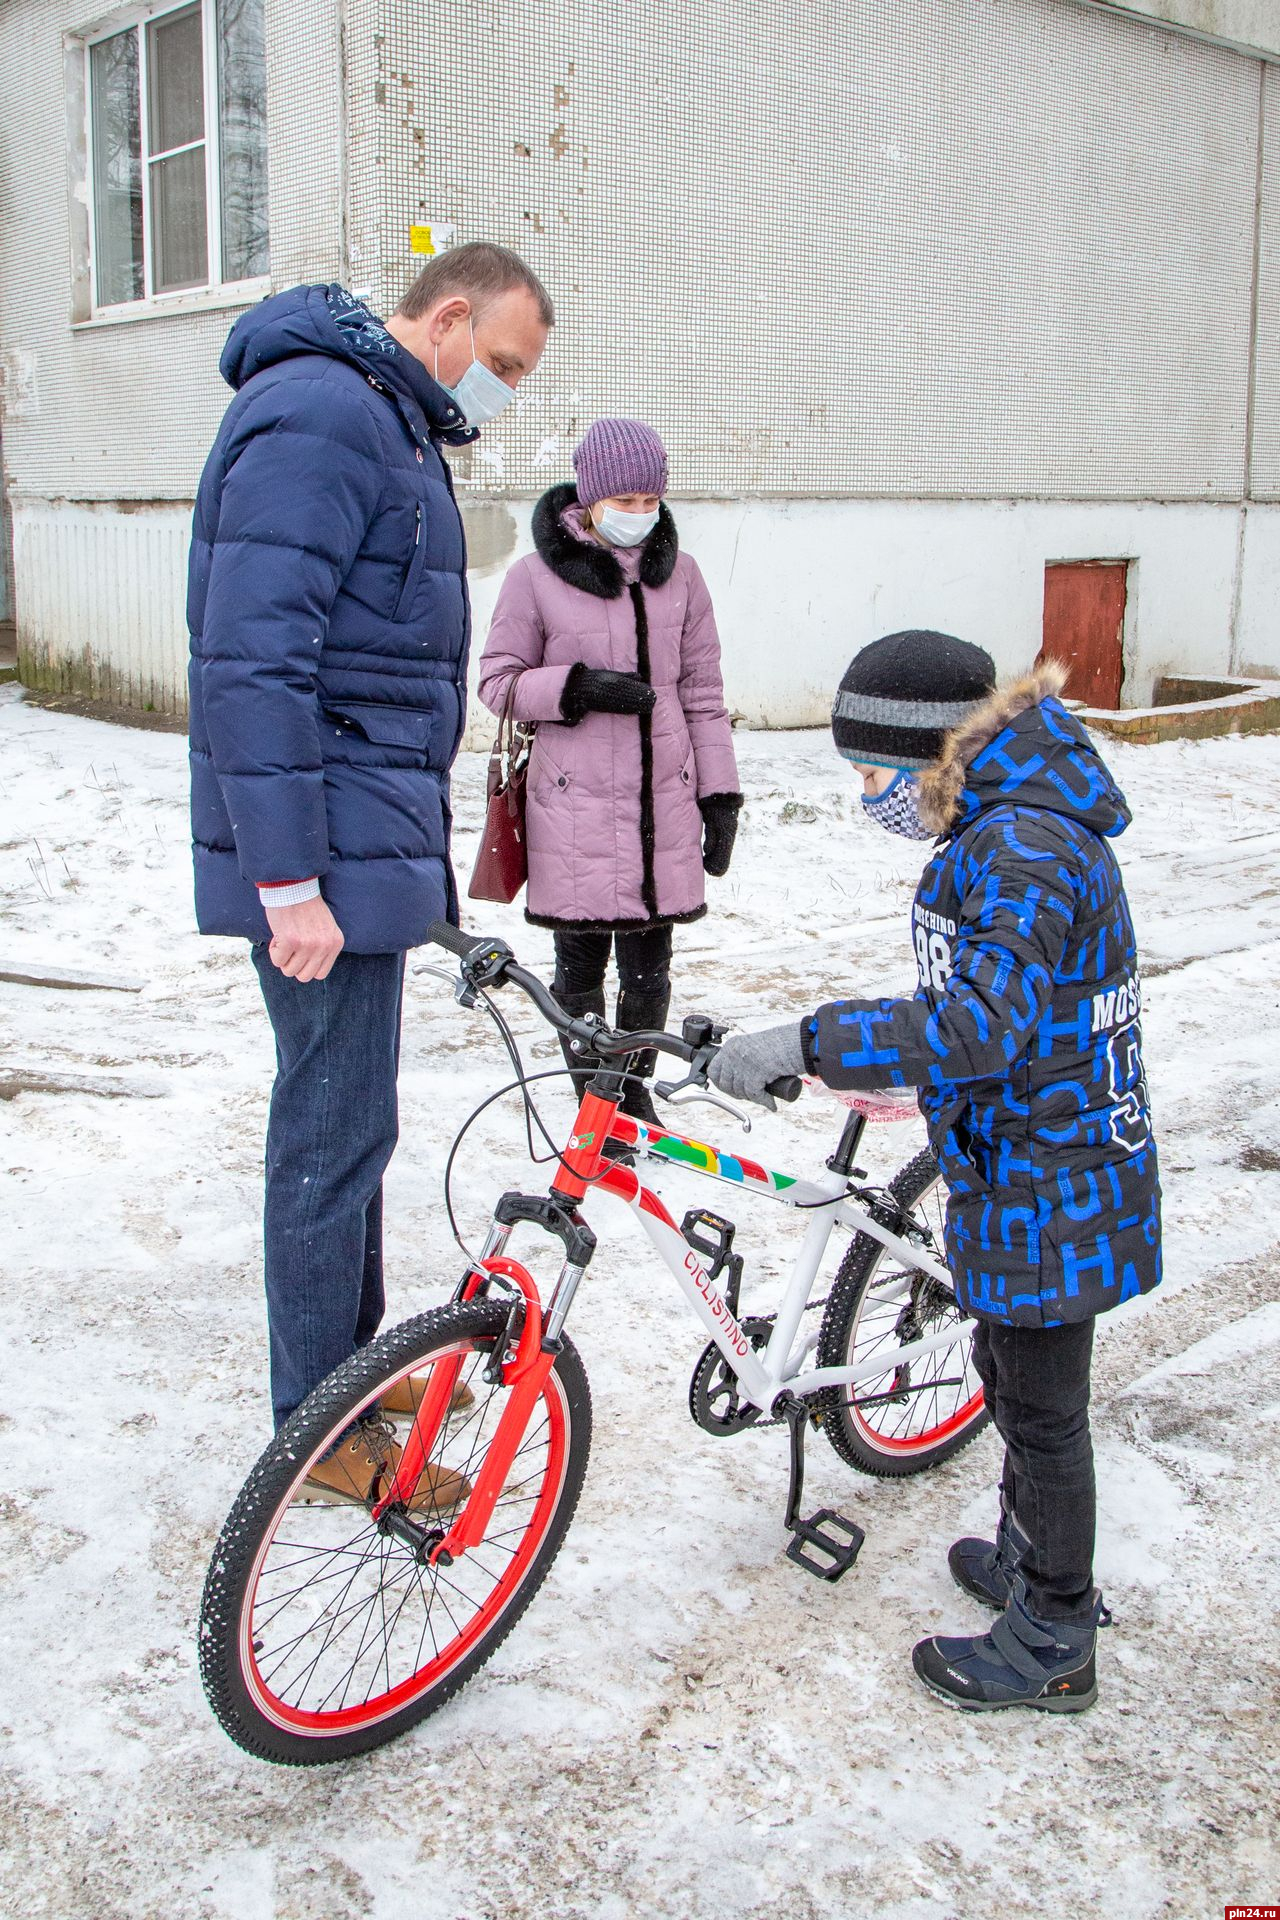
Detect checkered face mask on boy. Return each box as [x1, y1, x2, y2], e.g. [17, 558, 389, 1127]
[860, 771, 934, 841]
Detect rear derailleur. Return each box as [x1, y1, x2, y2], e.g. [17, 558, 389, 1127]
[885, 1271, 958, 1404]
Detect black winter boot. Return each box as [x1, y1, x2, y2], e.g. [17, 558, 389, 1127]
[912, 1581, 1108, 1714]
[616, 983, 670, 1126]
[553, 984, 606, 1097]
[948, 1487, 1029, 1609]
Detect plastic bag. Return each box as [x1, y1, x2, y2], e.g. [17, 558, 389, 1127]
[804, 1078, 919, 1122]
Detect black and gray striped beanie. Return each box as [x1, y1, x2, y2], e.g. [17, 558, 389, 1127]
[831, 630, 997, 772]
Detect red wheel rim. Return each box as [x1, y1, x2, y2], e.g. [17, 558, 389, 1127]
[846, 1173, 984, 1456]
[239, 1346, 570, 1737]
[851, 1381, 985, 1455]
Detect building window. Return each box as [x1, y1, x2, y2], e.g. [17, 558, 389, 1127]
[86, 0, 268, 311]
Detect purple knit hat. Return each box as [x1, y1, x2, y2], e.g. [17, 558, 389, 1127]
[572, 418, 669, 507]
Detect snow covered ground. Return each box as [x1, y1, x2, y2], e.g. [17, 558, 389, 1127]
[1, 687, 1278, 1919]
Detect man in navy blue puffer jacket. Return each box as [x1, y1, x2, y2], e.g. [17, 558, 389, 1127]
[188, 246, 552, 1490]
[711, 631, 1162, 1715]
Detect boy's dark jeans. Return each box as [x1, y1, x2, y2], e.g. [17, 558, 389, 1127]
[969, 1317, 1097, 1624]
[251, 945, 406, 1429]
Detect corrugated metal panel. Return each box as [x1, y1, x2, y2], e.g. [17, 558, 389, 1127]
[1248, 63, 1280, 496]
[13, 500, 191, 710]
[355, 0, 1260, 499]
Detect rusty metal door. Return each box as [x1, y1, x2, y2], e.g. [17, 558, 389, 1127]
[1041, 561, 1129, 708]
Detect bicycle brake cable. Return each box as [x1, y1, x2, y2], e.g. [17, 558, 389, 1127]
[442, 984, 653, 1259]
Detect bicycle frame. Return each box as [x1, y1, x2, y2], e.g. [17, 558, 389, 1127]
[557, 1098, 959, 1413]
[383, 1078, 960, 1566]
[455, 1084, 957, 1409]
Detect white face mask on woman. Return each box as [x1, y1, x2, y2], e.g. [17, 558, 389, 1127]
[594, 504, 660, 547]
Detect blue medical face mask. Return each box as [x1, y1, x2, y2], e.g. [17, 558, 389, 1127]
[594, 504, 660, 547]
[438, 317, 515, 426]
[859, 769, 934, 841]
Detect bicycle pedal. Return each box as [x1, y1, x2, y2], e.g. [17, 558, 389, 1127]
[785, 1508, 865, 1583]
[680, 1208, 745, 1314]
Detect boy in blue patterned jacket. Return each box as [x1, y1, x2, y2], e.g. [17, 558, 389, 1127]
[711, 630, 1161, 1713]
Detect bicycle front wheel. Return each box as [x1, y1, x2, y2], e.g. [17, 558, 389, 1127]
[199, 1299, 592, 1765]
[817, 1149, 988, 1476]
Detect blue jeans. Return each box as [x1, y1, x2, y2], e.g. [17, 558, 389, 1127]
[251, 945, 406, 1428]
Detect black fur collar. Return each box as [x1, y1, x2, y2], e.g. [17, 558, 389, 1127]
[531, 483, 679, 599]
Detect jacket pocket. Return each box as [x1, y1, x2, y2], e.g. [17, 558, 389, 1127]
[322, 701, 432, 751]
[530, 734, 573, 799]
[392, 504, 429, 622]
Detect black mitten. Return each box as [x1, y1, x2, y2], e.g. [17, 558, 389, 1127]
[699, 793, 743, 876]
[560, 665, 657, 724]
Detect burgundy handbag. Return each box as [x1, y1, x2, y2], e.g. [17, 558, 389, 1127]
[468, 679, 534, 904]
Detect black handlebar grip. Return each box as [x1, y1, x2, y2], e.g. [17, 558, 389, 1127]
[767, 1075, 803, 1104]
[427, 919, 480, 958]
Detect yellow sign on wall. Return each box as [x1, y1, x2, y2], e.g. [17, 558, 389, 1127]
[409, 222, 456, 257]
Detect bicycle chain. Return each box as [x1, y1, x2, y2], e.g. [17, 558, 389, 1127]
[690, 1294, 831, 1434]
[700, 1217, 945, 1433]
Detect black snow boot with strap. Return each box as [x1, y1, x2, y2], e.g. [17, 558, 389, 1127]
[912, 1578, 1109, 1714]
[553, 984, 607, 1097]
[948, 1485, 1030, 1609]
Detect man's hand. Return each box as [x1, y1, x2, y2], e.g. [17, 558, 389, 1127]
[263, 895, 345, 982]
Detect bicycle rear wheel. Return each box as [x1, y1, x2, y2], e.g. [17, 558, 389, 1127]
[199, 1298, 591, 1765]
[817, 1149, 988, 1476]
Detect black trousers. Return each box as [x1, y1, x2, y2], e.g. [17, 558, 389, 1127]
[969, 1317, 1097, 1624]
[551, 925, 674, 1024]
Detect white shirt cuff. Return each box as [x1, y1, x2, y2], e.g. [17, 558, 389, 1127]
[257, 878, 321, 908]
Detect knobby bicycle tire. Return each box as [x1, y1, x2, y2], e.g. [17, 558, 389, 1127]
[816, 1148, 989, 1477]
[199, 1298, 592, 1765]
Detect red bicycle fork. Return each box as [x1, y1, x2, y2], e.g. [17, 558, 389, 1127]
[372, 1257, 553, 1563]
[373, 1086, 624, 1564]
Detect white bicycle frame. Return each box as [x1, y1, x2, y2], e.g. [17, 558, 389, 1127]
[482, 1111, 963, 1421]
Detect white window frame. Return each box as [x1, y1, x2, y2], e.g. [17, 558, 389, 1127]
[80, 0, 269, 321]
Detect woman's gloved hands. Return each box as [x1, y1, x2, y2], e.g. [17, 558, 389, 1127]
[709, 1020, 808, 1111]
[560, 664, 657, 724]
[698, 793, 742, 876]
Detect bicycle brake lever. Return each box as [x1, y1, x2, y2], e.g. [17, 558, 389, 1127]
[413, 962, 463, 988]
[411, 961, 478, 1006]
[654, 1078, 753, 1133]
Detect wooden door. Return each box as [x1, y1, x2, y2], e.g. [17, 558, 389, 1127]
[1041, 560, 1128, 708]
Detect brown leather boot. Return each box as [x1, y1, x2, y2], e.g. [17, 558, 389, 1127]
[301, 1419, 471, 1515]
[379, 1374, 475, 1418]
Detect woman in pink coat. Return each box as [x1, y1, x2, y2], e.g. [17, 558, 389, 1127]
[478, 419, 741, 1122]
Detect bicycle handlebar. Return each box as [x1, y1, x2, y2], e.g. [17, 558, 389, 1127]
[425, 922, 801, 1103]
[427, 920, 483, 959]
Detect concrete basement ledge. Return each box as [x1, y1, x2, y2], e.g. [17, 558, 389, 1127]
[1077, 674, 1280, 744]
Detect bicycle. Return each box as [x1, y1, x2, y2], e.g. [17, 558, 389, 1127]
[199, 923, 988, 1765]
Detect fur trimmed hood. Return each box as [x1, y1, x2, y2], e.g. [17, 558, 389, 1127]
[915, 658, 1129, 841]
[531, 482, 679, 598]
[915, 660, 1067, 833]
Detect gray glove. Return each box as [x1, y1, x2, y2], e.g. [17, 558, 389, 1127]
[709, 1021, 807, 1111]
